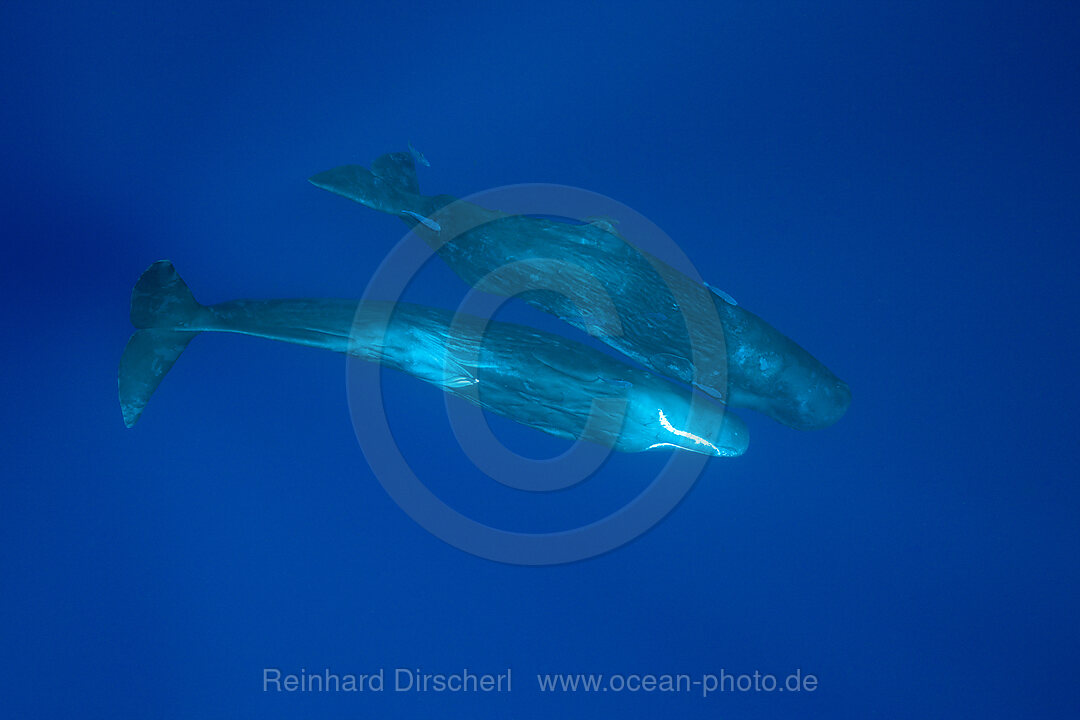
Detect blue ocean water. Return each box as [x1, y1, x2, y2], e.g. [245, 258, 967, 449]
[2, 2, 1078, 717]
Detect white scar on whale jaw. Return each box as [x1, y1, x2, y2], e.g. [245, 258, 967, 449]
[647, 408, 720, 455]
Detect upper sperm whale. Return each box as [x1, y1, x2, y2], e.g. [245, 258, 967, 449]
[310, 152, 850, 430]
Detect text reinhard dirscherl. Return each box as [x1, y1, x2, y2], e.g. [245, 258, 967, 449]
[263, 667, 512, 693]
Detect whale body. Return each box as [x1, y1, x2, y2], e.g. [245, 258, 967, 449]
[310, 152, 850, 430]
[119, 261, 748, 457]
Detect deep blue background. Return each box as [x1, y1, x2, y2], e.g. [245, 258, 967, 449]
[3, 2, 1078, 718]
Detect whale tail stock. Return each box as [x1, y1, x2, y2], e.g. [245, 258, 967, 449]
[118, 260, 204, 428]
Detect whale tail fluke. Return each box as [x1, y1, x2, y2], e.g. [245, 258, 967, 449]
[370, 151, 420, 194]
[119, 261, 203, 427]
[309, 151, 442, 226]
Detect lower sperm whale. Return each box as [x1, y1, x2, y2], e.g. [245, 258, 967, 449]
[310, 152, 851, 430]
[119, 261, 748, 457]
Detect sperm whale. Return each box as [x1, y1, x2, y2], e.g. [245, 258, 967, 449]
[119, 261, 748, 457]
[309, 152, 850, 430]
